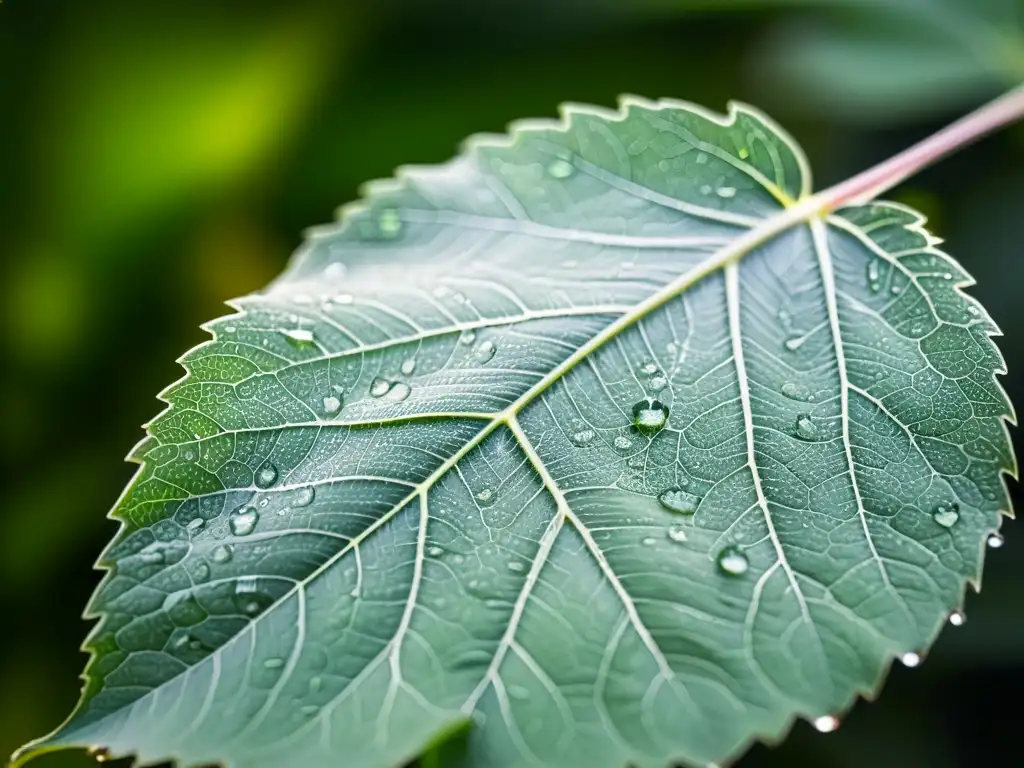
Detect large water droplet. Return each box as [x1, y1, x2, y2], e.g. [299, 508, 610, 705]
[230, 507, 259, 537]
[932, 503, 959, 528]
[293, 486, 315, 507]
[658, 488, 699, 515]
[474, 340, 496, 363]
[282, 328, 315, 346]
[401, 357, 417, 376]
[813, 715, 840, 733]
[717, 545, 749, 576]
[640, 362, 659, 376]
[459, 330, 477, 345]
[781, 382, 810, 401]
[255, 462, 278, 489]
[987, 532, 1004, 549]
[385, 381, 411, 402]
[948, 610, 966, 627]
[547, 159, 574, 179]
[632, 398, 669, 433]
[571, 429, 595, 447]
[370, 377, 391, 397]
[649, 375, 668, 392]
[377, 208, 403, 238]
[614, 435, 632, 451]
[212, 544, 232, 563]
[794, 414, 819, 440]
[666, 526, 688, 543]
[900, 652, 922, 668]
[322, 395, 342, 415]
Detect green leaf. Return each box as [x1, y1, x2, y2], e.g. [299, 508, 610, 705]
[15, 97, 1013, 768]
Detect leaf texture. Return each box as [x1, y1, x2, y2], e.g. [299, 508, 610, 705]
[15, 97, 1015, 768]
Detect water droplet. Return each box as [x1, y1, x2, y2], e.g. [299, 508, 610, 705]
[428, 546, 443, 557]
[640, 362, 659, 376]
[140, 543, 166, 565]
[263, 657, 285, 670]
[614, 435, 632, 450]
[476, 488, 493, 504]
[212, 544, 232, 563]
[187, 518, 205, 534]
[890, 285, 902, 295]
[632, 398, 669, 433]
[571, 429, 595, 446]
[377, 208, 403, 237]
[474, 340, 496, 363]
[334, 293, 355, 305]
[900, 652, 922, 668]
[867, 260, 881, 291]
[642, 537, 657, 546]
[696, 153, 708, 164]
[309, 676, 323, 694]
[700, 184, 712, 195]
[649, 375, 668, 392]
[507, 561, 525, 573]
[987, 532, 1004, 549]
[784, 335, 807, 352]
[301, 704, 319, 716]
[230, 507, 259, 537]
[322, 395, 342, 415]
[738, 147, 750, 159]
[385, 381, 411, 402]
[255, 462, 278, 489]
[547, 159, 574, 179]
[781, 382, 810, 401]
[932, 503, 959, 528]
[794, 414, 819, 441]
[658, 488, 699, 515]
[949, 610, 966, 627]
[459, 330, 477, 345]
[717, 545, 749, 576]
[716, 186, 737, 198]
[401, 358, 417, 376]
[282, 328, 315, 346]
[666, 526, 688, 543]
[508, 684, 530, 700]
[87, 747, 111, 763]
[183, 449, 195, 461]
[813, 715, 840, 733]
[370, 377, 392, 397]
[293, 486, 315, 507]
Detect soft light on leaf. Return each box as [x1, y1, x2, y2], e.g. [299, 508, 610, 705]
[14, 96, 1014, 768]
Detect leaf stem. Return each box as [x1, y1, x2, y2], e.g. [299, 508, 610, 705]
[814, 83, 1024, 211]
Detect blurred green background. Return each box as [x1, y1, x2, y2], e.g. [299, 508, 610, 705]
[2, 1, 1023, 766]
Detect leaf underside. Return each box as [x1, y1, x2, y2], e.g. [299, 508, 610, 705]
[16, 96, 1015, 768]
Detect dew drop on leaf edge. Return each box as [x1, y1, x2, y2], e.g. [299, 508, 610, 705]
[988, 532, 1004, 548]
[949, 610, 966, 627]
[813, 716, 839, 733]
[717, 545, 748, 576]
[900, 652, 922, 668]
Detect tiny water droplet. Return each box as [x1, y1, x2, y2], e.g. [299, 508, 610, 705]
[370, 377, 392, 397]
[322, 395, 342, 414]
[717, 545, 749, 576]
[949, 610, 966, 627]
[813, 715, 840, 733]
[738, 147, 750, 159]
[781, 382, 810, 401]
[282, 328, 315, 346]
[700, 184, 712, 195]
[255, 462, 278, 488]
[310, 676, 323, 693]
[642, 537, 657, 546]
[666, 526, 687, 543]
[716, 186, 737, 198]
[385, 381, 411, 402]
[785, 335, 807, 352]
[507, 560, 525, 573]
[571, 429, 595, 446]
[614, 435, 632, 450]
[428, 546, 443, 557]
[230, 507, 259, 536]
[932, 503, 959, 528]
[377, 208, 403, 238]
[459, 330, 477, 345]
[659, 488, 699, 515]
[890, 285, 902, 295]
[474, 340, 496, 363]
[794, 414, 819, 441]
[263, 657, 285, 670]
[649, 375, 668, 392]
[867, 260, 881, 291]
[187, 518, 205, 534]
[87, 747, 111, 763]
[293, 486, 315, 507]
[632, 398, 669, 433]
[900, 652, 922, 668]
[212, 545, 232, 563]
[987, 532, 1004, 549]
[547, 159, 574, 178]
[183, 450, 195, 461]
[401, 358, 417, 375]
[696, 153, 708, 164]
